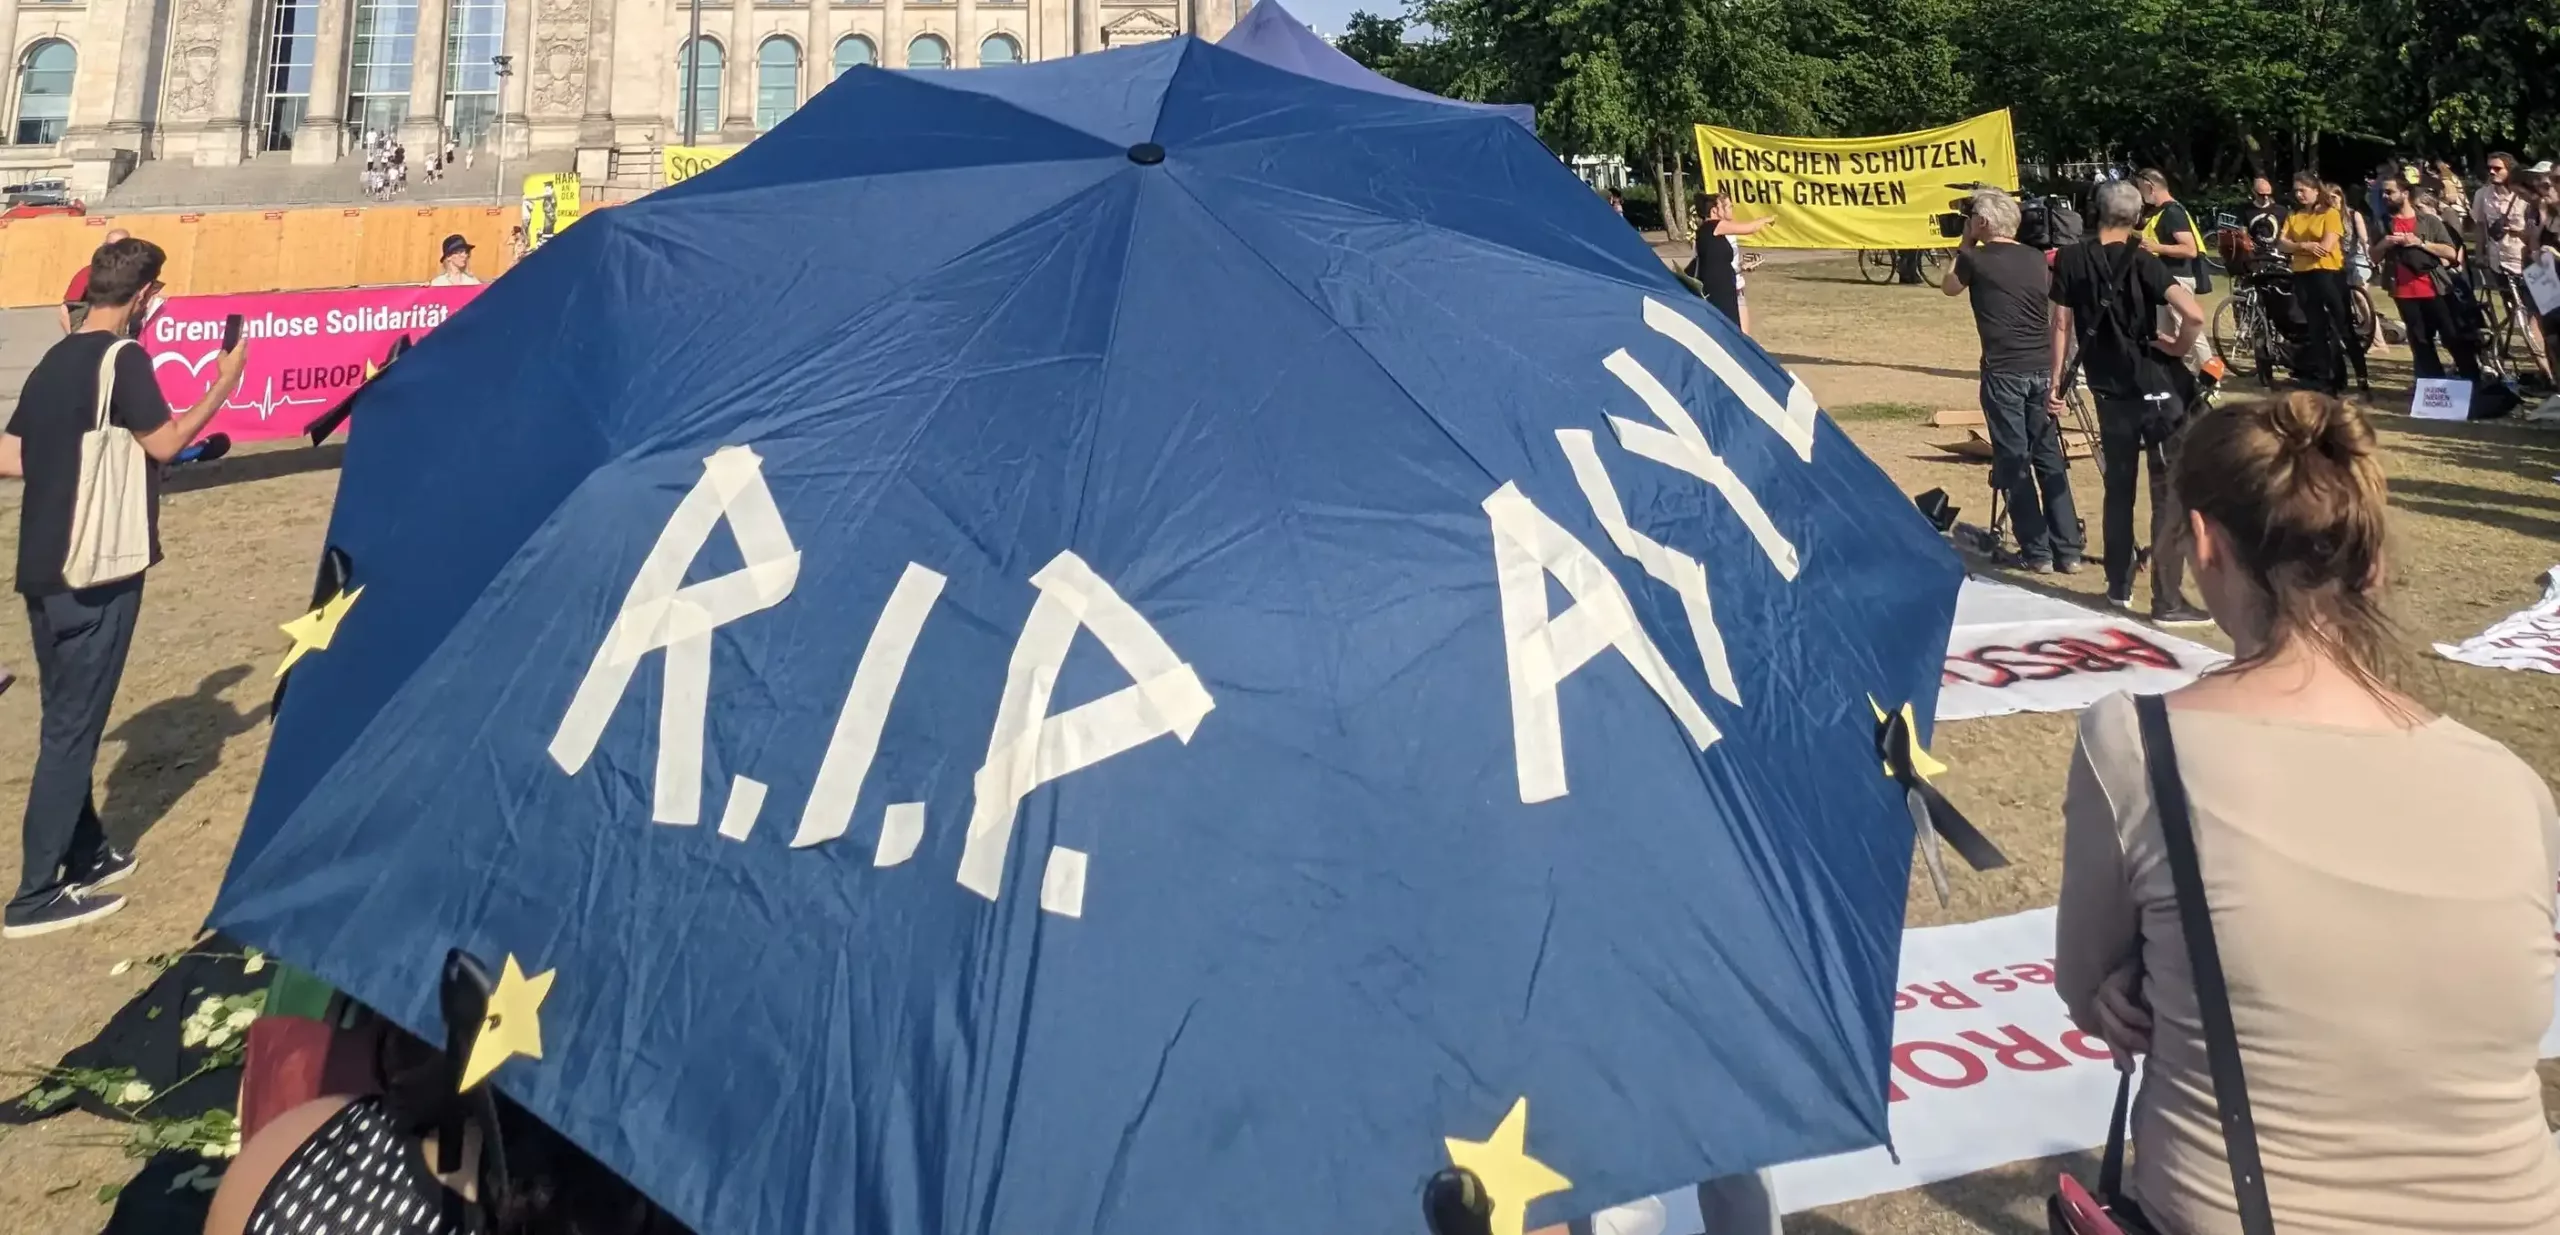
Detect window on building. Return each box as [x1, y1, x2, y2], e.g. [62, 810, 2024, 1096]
[832, 35, 874, 80]
[674, 38, 722, 141]
[12, 41, 72, 146]
[441, 0, 506, 147]
[260, 0, 320, 149]
[978, 33, 1020, 65]
[347, 0, 418, 143]
[755, 38, 798, 131]
[905, 34, 947, 69]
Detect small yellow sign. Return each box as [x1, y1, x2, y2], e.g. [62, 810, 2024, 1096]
[663, 144, 741, 185]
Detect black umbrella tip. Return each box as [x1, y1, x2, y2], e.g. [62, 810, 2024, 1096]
[1127, 142, 1166, 166]
[1422, 1167, 1493, 1235]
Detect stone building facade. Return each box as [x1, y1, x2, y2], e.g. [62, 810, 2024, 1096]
[0, 0, 1248, 194]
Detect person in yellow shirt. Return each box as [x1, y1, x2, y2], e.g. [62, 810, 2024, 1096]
[2278, 172, 2356, 395]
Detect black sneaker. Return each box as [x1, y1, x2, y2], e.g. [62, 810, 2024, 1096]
[70, 846, 136, 892]
[2106, 587, 2138, 613]
[1992, 549, 2054, 574]
[2151, 603, 2215, 627]
[2, 887, 125, 939]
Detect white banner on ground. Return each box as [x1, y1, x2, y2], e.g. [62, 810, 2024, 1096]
[1589, 904, 2560, 1232]
[2434, 566, 2560, 675]
[1938, 578, 2227, 722]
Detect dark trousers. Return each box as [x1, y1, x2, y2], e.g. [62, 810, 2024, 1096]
[2396, 294, 2479, 380]
[2294, 269, 2357, 392]
[2094, 396, 2190, 610]
[11, 577, 141, 915]
[1978, 370, 2084, 563]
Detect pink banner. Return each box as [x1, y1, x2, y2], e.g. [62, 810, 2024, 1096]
[143, 285, 484, 443]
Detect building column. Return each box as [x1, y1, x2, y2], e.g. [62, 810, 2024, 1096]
[577, 0, 616, 145]
[883, 0, 904, 65]
[399, 0, 451, 150]
[718, 0, 753, 141]
[293, 0, 354, 163]
[803, 0, 826, 99]
[497, 0, 531, 155]
[105, 0, 162, 149]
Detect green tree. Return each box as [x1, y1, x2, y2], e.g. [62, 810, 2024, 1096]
[1336, 11, 1409, 72]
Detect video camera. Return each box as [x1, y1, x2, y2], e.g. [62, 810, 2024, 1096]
[1933, 180, 2085, 249]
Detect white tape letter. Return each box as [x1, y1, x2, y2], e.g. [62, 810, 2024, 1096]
[1641, 295, 1820, 463]
[957, 552, 1214, 910]
[1556, 429, 1740, 706]
[1484, 482, 1717, 804]
[548, 445, 803, 826]
[1602, 348, 1800, 580]
[790, 562, 947, 848]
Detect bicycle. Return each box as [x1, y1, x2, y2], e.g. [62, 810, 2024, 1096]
[2471, 260, 2553, 386]
[1857, 248, 1946, 285]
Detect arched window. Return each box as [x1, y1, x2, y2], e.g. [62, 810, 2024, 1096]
[673, 38, 722, 141]
[755, 37, 798, 131]
[905, 34, 947, 70]
[832, 34, 874, 80]
[978, 33, 1019, 66]
[14, 40, 73, 146]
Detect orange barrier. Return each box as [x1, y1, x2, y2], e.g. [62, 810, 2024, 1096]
[0, 205, 522, 307]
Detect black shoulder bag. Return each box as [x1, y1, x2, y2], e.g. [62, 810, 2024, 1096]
[2048, 694, 2275, 1235]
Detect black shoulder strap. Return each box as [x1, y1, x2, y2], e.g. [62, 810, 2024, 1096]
[2132, 693, 2275, 1234]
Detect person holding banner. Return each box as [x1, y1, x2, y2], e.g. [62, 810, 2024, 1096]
[2047, 180, 2210, 625]
[1686, 194, 1775, 334]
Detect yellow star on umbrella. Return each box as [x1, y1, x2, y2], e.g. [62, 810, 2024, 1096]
[1444, 1097, 1571, 1235]
[459, 954, 555, 1091]
[274, 586, 363, 678]
[1869, 695, 1948, 780]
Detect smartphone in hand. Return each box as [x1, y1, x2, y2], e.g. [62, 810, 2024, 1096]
[222, 313, 244, 352]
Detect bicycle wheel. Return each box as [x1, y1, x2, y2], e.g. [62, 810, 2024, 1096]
[1858, 250, 1895, 284]
[2210, 298, 2245, 370]
[2348, 286, 2377, 345]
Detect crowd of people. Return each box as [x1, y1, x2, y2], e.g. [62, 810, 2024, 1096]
[359, 129, 469, 200]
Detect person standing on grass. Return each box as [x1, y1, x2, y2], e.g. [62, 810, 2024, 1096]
[2134, 169, 2212, 366]
[2278, 173, 2356, 396]
[2471, 152, 2554, 386]
[2057, 391, 2560, 1235]
[2374, 177, 2478, 381]
[1944, 186, 2084, 574]
[0, 238, 246, 939]
[56, 228, 128, 334]
[1686, 193, 1773, 335]
[2047, 179, 2211, 625]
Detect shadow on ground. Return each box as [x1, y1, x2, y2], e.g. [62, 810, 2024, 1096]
[100, 664, 260, 850]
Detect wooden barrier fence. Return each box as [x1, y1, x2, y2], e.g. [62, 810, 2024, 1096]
[0, 205, 522, 308]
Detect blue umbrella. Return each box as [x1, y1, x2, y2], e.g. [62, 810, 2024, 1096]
[214, 36, 1961, 1235]
[1216, 1, 1539, 132]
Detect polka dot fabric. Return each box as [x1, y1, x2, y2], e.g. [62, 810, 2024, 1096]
[246, 1096, 480, 1235]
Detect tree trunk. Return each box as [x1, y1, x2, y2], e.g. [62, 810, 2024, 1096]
[1652, 139, 1687, 240]
[1668, 149, 1692, 240]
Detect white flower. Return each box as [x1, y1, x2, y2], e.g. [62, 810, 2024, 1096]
[109, 959, 133, 977]
[180, 1023, 207, 1049]
[204, 1027, 233, 1050]
[241, 952, 266, 975]
[114, 1080, 153, 1105]
[224, 1008, 258, 1032]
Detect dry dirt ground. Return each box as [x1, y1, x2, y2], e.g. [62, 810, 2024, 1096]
[0, 259, 2554, 1233]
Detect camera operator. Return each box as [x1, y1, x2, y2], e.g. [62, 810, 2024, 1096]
[2047, 179, 2211, 625]
[1941, 187, 2083, 573]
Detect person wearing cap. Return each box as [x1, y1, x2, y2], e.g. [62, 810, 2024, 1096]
[429, 234, 480, 287]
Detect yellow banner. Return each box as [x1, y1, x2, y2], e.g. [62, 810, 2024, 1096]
[521, 173, 581, 251]
[1692, 110, 2018, 250]
[663, 145, 740, 185]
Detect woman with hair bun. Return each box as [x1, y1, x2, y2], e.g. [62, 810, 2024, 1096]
[2055, 392, 2560, 1233]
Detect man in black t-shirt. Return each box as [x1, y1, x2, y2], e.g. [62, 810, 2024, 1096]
[2048, 179, 2210, 625]
[1942, 187, 2084, 572]
[0, 237, 244, 938]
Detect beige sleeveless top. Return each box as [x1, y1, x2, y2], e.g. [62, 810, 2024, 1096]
[2057, 691, 2560, 1234]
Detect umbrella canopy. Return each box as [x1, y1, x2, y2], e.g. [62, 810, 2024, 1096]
[213, 36, 1960, 1235]
[1217, 1, 1539, 132]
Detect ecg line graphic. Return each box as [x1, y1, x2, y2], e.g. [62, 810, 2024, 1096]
[225, 375, 327, 422]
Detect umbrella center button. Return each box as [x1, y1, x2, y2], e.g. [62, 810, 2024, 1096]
[1126, 142, 1165, 165]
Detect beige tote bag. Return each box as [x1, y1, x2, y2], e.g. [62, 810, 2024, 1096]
[62, 338, 154, 589]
